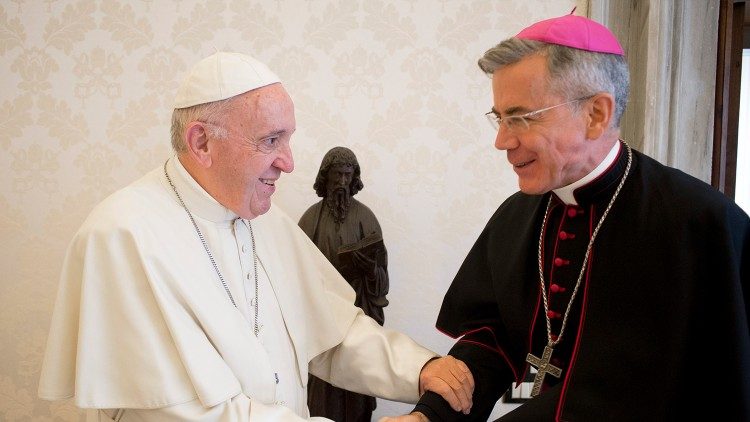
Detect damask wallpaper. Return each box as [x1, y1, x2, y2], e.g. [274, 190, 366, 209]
[0, 0, 576, 420]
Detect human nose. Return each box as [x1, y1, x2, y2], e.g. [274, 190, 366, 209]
[274, 142, 294, 173]
[494, 127, 518, 151]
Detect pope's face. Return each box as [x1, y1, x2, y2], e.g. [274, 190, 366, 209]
[210, 83, 296, 219]
[491, 54, 591, 194]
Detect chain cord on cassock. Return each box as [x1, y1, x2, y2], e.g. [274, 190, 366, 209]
[526, 142, 633, 397]
[164, 159, 260, 337]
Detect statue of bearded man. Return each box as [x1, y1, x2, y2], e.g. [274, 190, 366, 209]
[299, 146, 389, 422]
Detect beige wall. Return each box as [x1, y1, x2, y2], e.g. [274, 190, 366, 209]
[0, 0, 580, 420]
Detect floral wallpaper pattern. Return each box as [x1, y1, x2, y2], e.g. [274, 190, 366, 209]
[0, 0, 575, 420]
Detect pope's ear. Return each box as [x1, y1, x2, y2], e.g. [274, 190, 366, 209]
[184, 122, 212, 168]
[585, 93, 615, 140]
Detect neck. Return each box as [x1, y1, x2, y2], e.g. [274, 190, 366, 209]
[178, 153, 212, 194]
[554, 140, 621, 205]
[178, 153, 246, 218]
[582, 135, 618, 173]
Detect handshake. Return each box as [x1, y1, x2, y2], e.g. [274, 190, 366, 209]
[379, 356, 475, 422]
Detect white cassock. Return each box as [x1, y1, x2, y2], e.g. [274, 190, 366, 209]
[38, 157, 437, 421]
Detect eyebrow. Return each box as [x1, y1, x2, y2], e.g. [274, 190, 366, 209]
[491, 106, 530, 117]
[259, 129, 288, 139]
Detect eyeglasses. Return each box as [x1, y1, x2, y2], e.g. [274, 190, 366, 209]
[485, 96, 593, 133]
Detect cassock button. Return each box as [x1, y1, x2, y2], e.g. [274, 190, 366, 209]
[550, 284, 567, 293]
[550, 334, 559, 341]
[242, 244, 248, 253]
[547, 310, 560, 319]
[554, 257, 569, 267]
[559, 231, 576, 240]
[567, 208, 578, 218]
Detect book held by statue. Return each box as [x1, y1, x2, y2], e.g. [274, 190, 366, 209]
[337, 232, 386, 279]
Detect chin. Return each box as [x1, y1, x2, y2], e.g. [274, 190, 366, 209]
[517, 174, 557, 195]
[518, 183, 552, 196]
[518, 183, 540, 195]
[248, 203, 272, 219]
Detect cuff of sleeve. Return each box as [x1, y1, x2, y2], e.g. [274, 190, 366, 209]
[413, 391, 458, 422]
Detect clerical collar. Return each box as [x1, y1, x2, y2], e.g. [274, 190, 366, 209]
[552, 141, 621, 205]
[166, 156, 239, 223]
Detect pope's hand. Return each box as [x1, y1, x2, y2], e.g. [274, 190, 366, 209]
[419, 356, 474, 414]
[378, 411, 429, 422]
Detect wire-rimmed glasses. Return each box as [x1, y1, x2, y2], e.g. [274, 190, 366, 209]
[485, 96, 594, 133]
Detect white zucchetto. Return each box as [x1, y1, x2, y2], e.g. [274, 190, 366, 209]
[173, 52, 280, 109]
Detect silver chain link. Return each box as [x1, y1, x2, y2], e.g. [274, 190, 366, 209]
[164, 160, 259, 337]
[537, 142, 632, 349]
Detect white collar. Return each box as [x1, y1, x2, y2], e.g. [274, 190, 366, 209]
[552, 141, 621, 205]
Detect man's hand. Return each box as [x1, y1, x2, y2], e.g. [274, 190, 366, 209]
[419, 356, 474, 414]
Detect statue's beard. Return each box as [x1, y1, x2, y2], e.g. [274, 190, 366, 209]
[325, 188, 351, 224]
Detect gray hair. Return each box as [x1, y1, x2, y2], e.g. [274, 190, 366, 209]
[170, 97, 236, 153]
[478, 39, 629, 128]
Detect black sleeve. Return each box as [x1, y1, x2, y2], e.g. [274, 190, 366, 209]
[413, 340, 514, 421]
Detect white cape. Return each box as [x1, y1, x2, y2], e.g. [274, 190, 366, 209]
[38, 160, 401, 410]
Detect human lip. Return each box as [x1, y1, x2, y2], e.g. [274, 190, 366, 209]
[511, 159, 535, 168]
[260, 178, 277, 186]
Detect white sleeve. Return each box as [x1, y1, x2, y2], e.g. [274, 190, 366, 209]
[97, 395, 332, 422]
[308, 313, 438, 404]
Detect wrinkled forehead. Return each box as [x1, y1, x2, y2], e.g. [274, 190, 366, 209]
[243, 84, 292, 114]
[227, 84, 295, 134]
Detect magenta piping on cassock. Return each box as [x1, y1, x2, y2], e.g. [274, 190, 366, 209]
[437, 325, 521, 383]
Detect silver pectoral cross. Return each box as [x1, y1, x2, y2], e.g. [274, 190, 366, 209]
[525, 345, 562, 397]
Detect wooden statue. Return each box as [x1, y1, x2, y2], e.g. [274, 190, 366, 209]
[299, 147, 389, 421]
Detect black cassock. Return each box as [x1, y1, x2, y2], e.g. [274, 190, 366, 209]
[414, 144, 750, 421]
